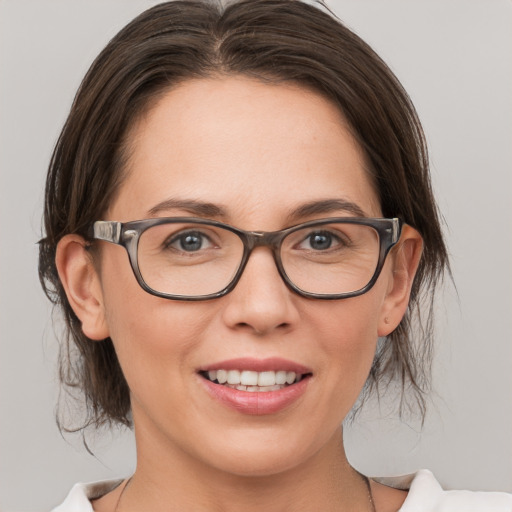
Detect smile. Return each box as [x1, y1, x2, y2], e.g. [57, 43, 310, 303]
[202, 369, 304, 392]
[198, 358, 312, 414]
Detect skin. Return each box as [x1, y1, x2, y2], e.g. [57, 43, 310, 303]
[56, 76, 422, 511]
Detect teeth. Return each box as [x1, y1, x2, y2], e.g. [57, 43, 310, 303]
[240, 370, 258, 386]
[275, 370, 287, 385]
[286, 371, 296, 384]
[204, 369, 303, 389]
[217, 369, 228, 384]
[227, 370, 240, 384]
[226, 384, 287, 392]
[258, 371, 276, 387]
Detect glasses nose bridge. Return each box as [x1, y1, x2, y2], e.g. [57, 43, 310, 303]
[245, 230, 282, 252]
[241, 230, 284, 274]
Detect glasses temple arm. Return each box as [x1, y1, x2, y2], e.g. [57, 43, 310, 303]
[91, 221, 122, 243]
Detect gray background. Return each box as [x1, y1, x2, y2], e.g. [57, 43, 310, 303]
[1, 1, 511, 510]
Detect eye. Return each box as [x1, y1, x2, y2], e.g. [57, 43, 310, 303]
[307, 232, 334, 250]
[298, 230, 343, 251]
[166, 231, 213, 252]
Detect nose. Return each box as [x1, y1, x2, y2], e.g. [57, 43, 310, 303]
[220, 247, 301, 335]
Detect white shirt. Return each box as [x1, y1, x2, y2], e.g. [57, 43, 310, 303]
[51, 469, 512, 511]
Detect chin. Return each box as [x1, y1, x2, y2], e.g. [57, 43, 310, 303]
[211, 452, 306, 479]
[196, 426, 331, 478]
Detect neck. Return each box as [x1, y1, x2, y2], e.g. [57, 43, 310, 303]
[120, 422, 371, 512]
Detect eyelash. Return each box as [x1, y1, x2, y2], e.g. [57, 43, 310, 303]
[165, 231, 214, 252]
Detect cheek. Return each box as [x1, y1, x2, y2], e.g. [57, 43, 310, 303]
[314, 291, 382, 356]
[98, 251, 211, 393]
[105, 296, 204, 368]
[304, 288, 385, 402]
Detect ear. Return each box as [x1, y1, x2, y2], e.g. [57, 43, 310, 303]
[377, 225, 423, 337]
[55, 235, 110, 340]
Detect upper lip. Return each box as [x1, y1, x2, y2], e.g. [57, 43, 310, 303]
[198, 357, 312, 374]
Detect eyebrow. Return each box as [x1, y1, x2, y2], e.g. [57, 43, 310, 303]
[147, 197, 368, 222]
[286, 199, 368, 221]
[147, 198, 228, 218]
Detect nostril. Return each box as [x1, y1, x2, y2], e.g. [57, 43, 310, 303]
[231, 322, 283, 336]
[250, 321, 291, 336]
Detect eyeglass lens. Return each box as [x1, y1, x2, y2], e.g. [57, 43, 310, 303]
[136, 220, 381, 297]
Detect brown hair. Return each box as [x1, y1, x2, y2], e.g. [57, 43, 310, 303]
[39, 0, 448, 432]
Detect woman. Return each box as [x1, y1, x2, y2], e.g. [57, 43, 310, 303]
[36, 1, 511, 511]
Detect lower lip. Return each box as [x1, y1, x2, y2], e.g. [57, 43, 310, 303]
[201, 376, 311, 415]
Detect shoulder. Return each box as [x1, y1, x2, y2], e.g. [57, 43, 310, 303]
[51, 479, 123, 512]
[375, 469, 512, 512]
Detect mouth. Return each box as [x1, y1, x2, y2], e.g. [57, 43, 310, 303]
[200, 369, 310, 392]
[198, 359, 312, 414]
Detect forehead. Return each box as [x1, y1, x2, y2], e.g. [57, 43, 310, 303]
[110, 76, 380, 225]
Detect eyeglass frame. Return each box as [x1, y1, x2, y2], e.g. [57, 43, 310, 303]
[89, 216, 403, 301]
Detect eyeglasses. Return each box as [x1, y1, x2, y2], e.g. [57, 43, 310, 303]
[90, 217, 402, 301]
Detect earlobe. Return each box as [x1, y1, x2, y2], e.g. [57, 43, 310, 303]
[55, 235, 110, 341]
[378, 225, 423, 337]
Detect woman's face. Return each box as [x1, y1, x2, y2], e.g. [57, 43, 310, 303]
[89, 76, 401, 476]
